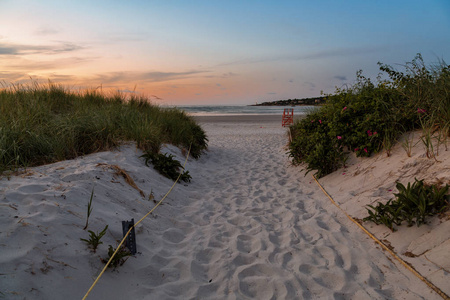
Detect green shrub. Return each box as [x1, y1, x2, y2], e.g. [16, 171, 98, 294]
[289, 110, 346, 177]
[141, 151, 192, 183]
[289, 73, 410, 177]
[363, 179, 449, 231]
[326, 74, 411, 157]
[289, 54, 449, 178]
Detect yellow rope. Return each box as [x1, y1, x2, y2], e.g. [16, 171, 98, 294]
[82, 146, 191, 300]
[312, 174, 449, 300]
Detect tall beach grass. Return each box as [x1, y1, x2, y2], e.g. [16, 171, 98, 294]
[0, 82, 207, 173]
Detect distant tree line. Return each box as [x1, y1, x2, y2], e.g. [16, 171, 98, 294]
[252, 96, 327, 106]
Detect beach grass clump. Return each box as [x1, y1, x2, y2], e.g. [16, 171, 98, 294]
[380, 54, 450, 157]
[289, 54, 449, 178]
[0, 83, 208, 173]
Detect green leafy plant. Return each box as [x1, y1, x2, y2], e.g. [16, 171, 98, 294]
[80, 225, 108, 252]
[364, 179, 449, 231]
[179, 169, 191, 182]
[141, 151, 191, 182]
[83, 187, 95, 230]
[288, 110, 347, 178]
[364, 199, 404, 232]
[103, 244, 132, 268]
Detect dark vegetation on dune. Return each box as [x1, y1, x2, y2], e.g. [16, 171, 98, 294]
[289, 54, 449, 178]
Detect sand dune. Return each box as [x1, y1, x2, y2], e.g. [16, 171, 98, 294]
[0, 117, 445, 299]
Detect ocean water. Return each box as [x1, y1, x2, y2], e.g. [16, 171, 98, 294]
[175, 105, 316, 116]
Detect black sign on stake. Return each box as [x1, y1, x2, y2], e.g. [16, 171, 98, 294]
[122, 218, 137, 255]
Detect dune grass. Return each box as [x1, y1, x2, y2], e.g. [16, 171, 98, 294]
[0, 83, 207, 173]
[289, 54, 449, 178]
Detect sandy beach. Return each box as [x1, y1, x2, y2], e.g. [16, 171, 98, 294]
[193, 114, 303, 124]
[1, 115, 448, 299]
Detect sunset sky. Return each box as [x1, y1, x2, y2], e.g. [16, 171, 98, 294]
[1, 0, 449, 105]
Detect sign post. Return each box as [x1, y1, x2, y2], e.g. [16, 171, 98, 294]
[122, 218, 137, 255]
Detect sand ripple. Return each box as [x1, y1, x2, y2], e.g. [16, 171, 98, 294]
[134, 123, 438, 299]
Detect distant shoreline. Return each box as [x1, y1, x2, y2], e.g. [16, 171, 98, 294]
[251, 96, 326, 106]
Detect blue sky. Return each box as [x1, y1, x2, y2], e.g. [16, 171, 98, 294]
[1, 0, 449, 104]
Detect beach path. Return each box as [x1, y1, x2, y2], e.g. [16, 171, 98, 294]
[0, 117, 443, 299]
[135, 119, 441, 300]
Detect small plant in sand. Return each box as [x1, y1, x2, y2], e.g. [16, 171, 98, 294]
[83, 187, 95, 230]
[418, 112, 439, 161]
[103, 244, 132, 268]
[80, 225, 108, 252]
[141, 151, 191, 182]
[401, 131, 415, 157]
[382, 132, 396, 157]
[436, 125, 449, 154]
[148, 188, 155, 201]
[420, 129, 437, 160]
[364, 179, 449, 231]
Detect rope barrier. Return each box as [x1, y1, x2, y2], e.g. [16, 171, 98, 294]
[82, 146, 192, 300]
[312, 174, 449, 300]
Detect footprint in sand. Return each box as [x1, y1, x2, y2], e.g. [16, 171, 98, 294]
[237, 264, 286, 299]
[194, 248, 221, 265]
[316, 220, 330, 230]
[312, 270, 347, 291]
[172, 220, 195, 235]
[190, 260, 209, 282]
[268, 230, 291, 246]
[236, 234, 261, 253]
[162, 228, 186, 244]
[16, 184, 48, 193]
[232, 253, 256, 266]
[227, 215, 248, 227]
